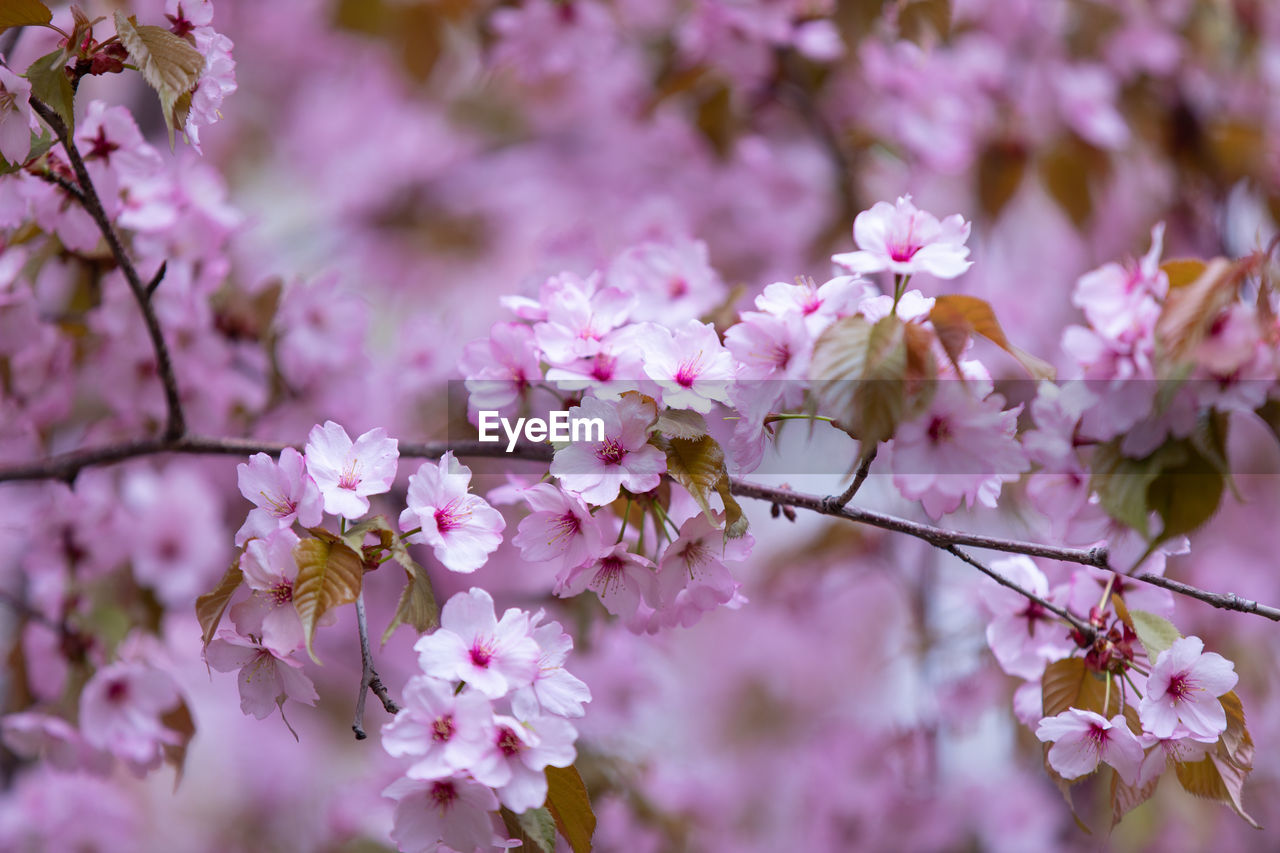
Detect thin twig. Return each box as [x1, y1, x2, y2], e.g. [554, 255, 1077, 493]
[945, 545, 1095, 640]
[352, 591, 400, 740]
[146, 261, 167, 298]
[823, 446, 878, 511]
[28, 96, 187, 441]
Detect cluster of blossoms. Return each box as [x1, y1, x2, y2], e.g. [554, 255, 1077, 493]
[381, 588, 589, 852]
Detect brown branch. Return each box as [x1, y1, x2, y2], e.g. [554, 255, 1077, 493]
[34, 169, 85, 203]
[729, 478, 1110, 567]
[2, 435, 1275, 627]
[352, 591, 400, 740]
[28, 96, 187, 441]
[1133, 573, 1280, 622]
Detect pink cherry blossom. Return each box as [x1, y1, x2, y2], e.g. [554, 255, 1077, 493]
[205, 629, 319, 720]
[234, 447, 323, 546]
[470, 713, 579, 813]
[231, 528, 305, 656]
[640, 320, 736, 413]
[832, 196, 972, 279]
[549, 395, 666, 505]
[461, 322, 543, 417]
[382, 775, 502, 853]
[413, 588, 540, 699]
[557, 543, 660, 620]
[512, 613, 592, 720]
[399, 452, 506, 573]
[723, 310, 813, 381]
[979, 557, 1074, 680]
[512, 483, 606, 573]
[304, 420, 399, 519]
[78, 661, 183, 772]
[753, 275, 872, 336]
[1071, 223, 1167, 342]
[532, 271, 635, 365]
[1136, 729, 1213, 787]
[1, 713, 112, 775]
[381, 676, 494, 781]
[891, 385, 1029, 519]
[655, 514, 749, 629]
[1035, 709, 1144, 784]
[0, 67, 34, 166]
[1139, 636, 1238, 742]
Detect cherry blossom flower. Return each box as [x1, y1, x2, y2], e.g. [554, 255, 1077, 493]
[753, 275, 872, 336]
[606, 238, 724, 323]
[891, 385, 1029, 519]
[723, 310, 813, 381]
[231, 528, 305, 656]
[979, 557, 1074, 680]
[1071, 223, 1166, 342]
[532, 271, 635, 365]
[512, 613, 592, 719]
[205, 630, 319, 720]
[1139, 636, 1238, 741]
[400, 452, 506, 573]
[381, 676, 494, 781]
[1, 713, 112, 775]
[461, 322, 542, 417]
[78, 661, 183, 772]
[304, 421, 399, 519]
[639, 320, 736, 413]
[413, 588, 540, 699]
[383, 775, 502, 853]
[1136, 729, 1213, 787]
[234, 447, 323, 546]
[557, 543, 660, 620]
[832, 196, 972, 279]
[512, 483, 606, 574]
[549, 395, 666, 505]
[470, 713, 579, 813]
[0, 67, 33, 167]
[1035, 709, 1144, 784]
[655, 514, 750, 629]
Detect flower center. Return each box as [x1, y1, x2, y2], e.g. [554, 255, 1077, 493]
[105, 679, 129, 704]
[1086, 723, 1109, 745]
[469, 642, 494, 668]
[593, 555, 626, 594]
[590, 353, 616, 381]
[549, 509, 582, 545]
[337, 459, 362, 490]
[261, 490, 298, 519]
[927, 416, 951, 444]
[429, 780, 458, 809]
[1167, 672, 1194, 701]
[496, 726, 524, 757]
[269, 582, 293, 606]
[595, 436, 626, 466]
[434, 499, 470, 533]
[674, 351, 706, 388]
[432, 714, 455, 743]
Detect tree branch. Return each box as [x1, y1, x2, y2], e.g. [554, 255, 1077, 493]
[1133, 573, 1280, 622]
[1, 434, 1275, 627]
[823, 446, 877, 511]
[28, 96, 187, 441]
[352, 591, 400, 740]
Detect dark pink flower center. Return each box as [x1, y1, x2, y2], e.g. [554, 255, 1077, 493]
[432, 714, 455, 743]
[269, 582, 293, 606]
[435, 500, 467, 533]
[1019, 601, 1047, 636]
[591, 353, 617, 381]
[469, 643, 493, 668]
[927, 416, 951, 444]
[596, 437, 626, 466]
[1086, 723, 1109, 744]
[430, 780, 458, 809]
[668, 277, 689, 298]
[86, 126, 120, 162]
[889, 243, 920, 263]
[675, 352, 706, 388]
[105, 679, 129, 704]
[550, 509, 582, 545]
[496, 726, 524, 757]
[1167, 672, 1193, 701]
